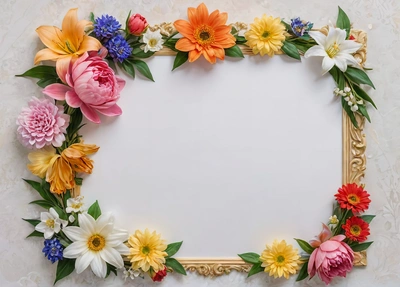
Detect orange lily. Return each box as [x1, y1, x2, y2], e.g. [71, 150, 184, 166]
[174, 3, 236, 63]
[62, 143, 100, 174]
[34, 8, 102, 81]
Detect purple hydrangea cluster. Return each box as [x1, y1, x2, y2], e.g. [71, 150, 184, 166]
[104, 34, 133, 62]
[94, 15, 121, 39]
[42, 238, 63, 263]
[94, 14, 132, 62]
[290, 17, 313, 37]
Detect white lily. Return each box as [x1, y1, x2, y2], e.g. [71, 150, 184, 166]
[66, 196, 86, 213]
[304, 27, 362, 75]
[35, 208, 68, 239]
[63, 213, 129, 278]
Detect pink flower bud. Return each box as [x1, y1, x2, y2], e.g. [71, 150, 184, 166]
[128, 13, 148, 36]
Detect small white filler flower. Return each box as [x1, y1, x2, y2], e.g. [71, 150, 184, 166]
[141, 29, 164, 53]
[35, 207, 68, 239]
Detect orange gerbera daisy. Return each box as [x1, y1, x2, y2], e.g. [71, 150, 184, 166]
[342, 216, 370, 242]
[334, 183, 371, 213]
[174, 3, 236, 64]
[34, 8, 102, 81]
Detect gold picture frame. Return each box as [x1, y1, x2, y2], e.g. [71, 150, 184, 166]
[152, 28, 368, 276]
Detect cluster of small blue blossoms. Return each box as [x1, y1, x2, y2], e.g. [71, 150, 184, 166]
[42, 238, 63, 263]
[290, 17, 313, 37]
[94, 15, 132, 62]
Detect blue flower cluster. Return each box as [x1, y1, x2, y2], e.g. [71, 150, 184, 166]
[42, 238, 63, 263]
[94, 15, 121, 39]
[290, 17, 313, 37]
[94, 14, 132, 62]
[105, 34, 133, 62]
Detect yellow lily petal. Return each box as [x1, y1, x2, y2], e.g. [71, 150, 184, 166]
[56, 55, 75, 83]
[27, 147, 59, 178]
[75, 19, 94, 45]
[61, 8, 79, 51]
[76, 36, 102, 55]
[34, 48, 63, 64]
[46, 156, 75, 194]
[68, 143, 100, 155]
[36, 26, 67, 55]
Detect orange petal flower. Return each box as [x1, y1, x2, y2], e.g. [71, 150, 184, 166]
[34, 8, 102, 79]
[62, 143, 100, 173]
[174, 3, 236, 64]
[46, 156, 75, 195]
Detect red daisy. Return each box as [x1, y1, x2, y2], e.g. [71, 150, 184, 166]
[342, 216, 370, 242]
[334, 183, 371, 213]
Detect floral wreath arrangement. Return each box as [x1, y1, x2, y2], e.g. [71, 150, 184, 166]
[17, 2, 374, 285]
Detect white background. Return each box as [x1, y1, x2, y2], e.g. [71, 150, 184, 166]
[0, 0, 398, 286]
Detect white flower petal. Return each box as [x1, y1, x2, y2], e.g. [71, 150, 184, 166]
[35, 222, 48, 233]
[44, 229, 54, 239]
[304, 45, 327, 58]
[95, 213, 113, 234]
[327, 28, 346, 48]
[78, 213, 96, 234]
[53, 222, 61, 233]
[40, 212, 52, 221]
[336, 52, 360, 67]
[60, 219, 68, 228]
[321, 56, 335, 75]
[49, 208, 59, 219]
[75, 250, 93, 274]
[64, 241, 89, 258]
[100, 246, 124, 269]
[340, 40, 362, 54]
[113, 243, 130, 255]
[90, 252, 107, 278]
[106, 230, 129, 247]
[308, 31, 326, 47]
[63, 226, 88, 241]
[334, 56, 348, 72]
[69, 215, 75, 223]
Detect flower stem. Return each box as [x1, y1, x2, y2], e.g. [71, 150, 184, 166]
[334, 209, 349, 236]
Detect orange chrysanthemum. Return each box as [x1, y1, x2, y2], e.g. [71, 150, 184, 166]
[342, 216, 370, 242]
[174, 3, 236, 63]
[334, 183, 371, 213]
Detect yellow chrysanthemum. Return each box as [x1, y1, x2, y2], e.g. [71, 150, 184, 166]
[260, 240, 300, 279]
[128, 229, 168, 272]
[245, 15, 286, 57]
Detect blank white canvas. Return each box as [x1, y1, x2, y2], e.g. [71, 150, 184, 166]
[81, 54, 341, 257]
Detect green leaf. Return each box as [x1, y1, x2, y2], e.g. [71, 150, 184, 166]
[165, 241, 183, 258]
[24, 179, 50, 201]
[163, 38, 179, 52]
[350, 241, 373, 252]
[281, 20, 292, 32]
[119, 60, 136, 78]
[75, 178, 83, 186]
[36, 77, 60, 88]
[329, 66, 345, 90]
[87, 200, 102, 220]
[234, 35, 246, 45]
[296, 262, 309, 282]
[131, 59, 154, 81]
[106, 263, 117, 278]
[54, 259, 76, 285]
[294, 239, 315, 254]
[247, 261, 264, 278]
[125, 10, 132, 33]
[281, 41, 301, 60]
[352, 84, 377, 109]
[132, 47, 155, 58]
[238, 252, 261, 264]
[90, 12, 95, 24]
[336, 7, 351, 38]
[345, 67, 375, 89]
[360, 215, 375, 223]
[66, 108, 83, 136]
[165, 258, 187, 275]
[53, 206, 68, 221]
[342, 96, 359, 128]
[22, 218, 41, 226]
[29, 200, 53, 209]
[172, 51, 189, 71]
[358, 105, 371, 123]
[230, 26, 238, 35]
[27, 230, 44, 238]
[16, 65, 57, 79]
[63, 190, 71, 207]
[224, 45, 244, 58]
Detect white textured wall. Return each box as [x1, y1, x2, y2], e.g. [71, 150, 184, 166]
[1, 0, 399, 286]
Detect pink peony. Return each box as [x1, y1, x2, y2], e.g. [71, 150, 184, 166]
[128, 13, 148, 36]
[308, 224, 354, 285]
[42, 50, 125, 124]
[17, 97, 70, 149]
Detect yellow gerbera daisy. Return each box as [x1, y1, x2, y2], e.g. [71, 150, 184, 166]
[245, 15, 286, 57]
[260, 240, 300, 279]
[128, 229, 168, 272]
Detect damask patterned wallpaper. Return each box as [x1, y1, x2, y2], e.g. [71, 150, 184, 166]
[1, 0, 399, 286]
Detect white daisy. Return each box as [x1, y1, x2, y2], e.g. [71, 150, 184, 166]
[62, 213, 130, 278]
[304, 27, 362, 74]
[141, 29, 164, 53]
[35, 208, 68, 239]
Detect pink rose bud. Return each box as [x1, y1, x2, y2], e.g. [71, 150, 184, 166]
[128, 13, 148, 36]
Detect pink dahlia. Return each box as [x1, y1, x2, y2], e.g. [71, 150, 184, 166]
[17, 97, 70, 149]
[42, 50, 125, 124]
[308, 224, 354, 285]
